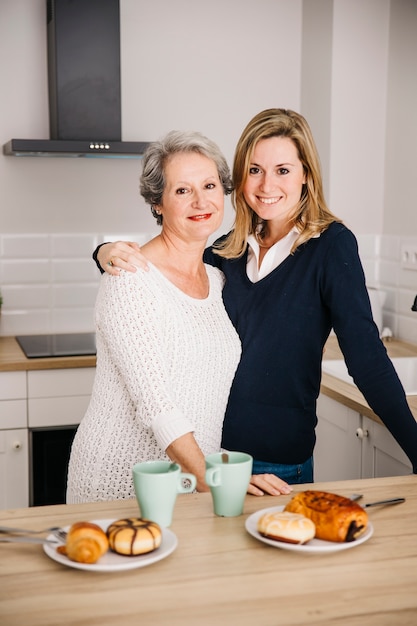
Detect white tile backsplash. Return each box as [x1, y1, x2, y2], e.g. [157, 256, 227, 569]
[1, 285, 52, 308]
[1, 231, 416, 342]
[0, 310, 51, 336]
[397, 316, 417, 344]
[50, 234, 99, 258]
[51, 308, 96, 334]
[379, 259, 399, 287]
[1, 260, 51, 285]
[379, 235, 401, 261]
[0, 233, 151, 336]
[374, 234, 417, 343]
[360, 259, 379, 288]
[398, 267, 417, 290]
[398, 288, 417, 316]
[51, 259, 99, 282]
[357, 233, 381, 258]
[52, 284, 98, 308]
[2, 234, 51, 258]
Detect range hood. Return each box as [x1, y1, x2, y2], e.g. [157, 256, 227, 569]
[3, 0, 150, 158]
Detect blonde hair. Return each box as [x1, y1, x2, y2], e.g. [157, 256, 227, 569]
[215, 108, 341, 258]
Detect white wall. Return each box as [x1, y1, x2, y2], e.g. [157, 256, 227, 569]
[384, 0, 417, 235]
[300, 0, 333, 198]
[0, 0, 302, 335]
[0, 0, 302, 236]
[329, 0, 390, 233]
[0, 0, 416, 340]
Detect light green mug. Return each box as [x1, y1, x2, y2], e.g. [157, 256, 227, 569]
[205, 451, 253, 517]
[132, 461, 196, 527]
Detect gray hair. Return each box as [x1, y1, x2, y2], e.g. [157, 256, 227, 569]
[139, 130, 233, 225]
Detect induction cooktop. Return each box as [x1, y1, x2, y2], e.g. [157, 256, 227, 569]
[16, 332, 96, 359]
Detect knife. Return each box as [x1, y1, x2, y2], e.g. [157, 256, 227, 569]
[363, 497, 405, 508]
[349, 494, 405, 507]
[0, 536, 58, 545]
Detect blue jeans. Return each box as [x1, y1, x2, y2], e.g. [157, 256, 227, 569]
[252, 456, 314, 485]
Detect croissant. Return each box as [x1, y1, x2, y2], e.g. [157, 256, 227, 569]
[284, 490, 368, 542]
[57, 521, 109, 564]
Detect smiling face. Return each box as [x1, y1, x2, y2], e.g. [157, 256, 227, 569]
[156, 152, 224, 243]
[243, 136, 306, 227]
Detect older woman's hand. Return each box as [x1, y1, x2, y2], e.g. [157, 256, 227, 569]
[97, 241, 149, 275]
[247, 473, 293, 496]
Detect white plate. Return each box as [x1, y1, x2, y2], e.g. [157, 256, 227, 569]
[245, 506, 374, 554]
[43, 519, 178, 572]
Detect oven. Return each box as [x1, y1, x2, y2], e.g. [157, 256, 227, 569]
[29, 426, 77, 506]
[16, 333, 96, 506]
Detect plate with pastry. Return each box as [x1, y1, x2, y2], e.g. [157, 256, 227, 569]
[43, 517, 178, 571]
[246, 490, 374, 553]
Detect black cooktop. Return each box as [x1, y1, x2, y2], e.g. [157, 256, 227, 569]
[16, 332, 96, 359]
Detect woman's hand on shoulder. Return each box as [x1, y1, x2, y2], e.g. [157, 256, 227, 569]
[247, 473, 293, 496]
[98, 241, 149, 275]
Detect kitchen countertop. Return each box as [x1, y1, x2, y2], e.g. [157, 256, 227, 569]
[0, 474, 416, 626]
[0, 335, 96, 371]
[321, 335, 417, 422]
[0, 334, 416, 421]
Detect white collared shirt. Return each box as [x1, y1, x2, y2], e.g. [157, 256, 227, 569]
[246, 227, 300, 282]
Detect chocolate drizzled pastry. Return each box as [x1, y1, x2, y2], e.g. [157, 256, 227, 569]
[284, 490, 368, 542]
[107, 518, 162, 555]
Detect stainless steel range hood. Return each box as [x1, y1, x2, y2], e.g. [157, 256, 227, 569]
[3, 0, 150, 159]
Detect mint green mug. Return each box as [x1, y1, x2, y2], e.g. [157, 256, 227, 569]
[205, 451, 253, 517]
[132, 461, 196, 527]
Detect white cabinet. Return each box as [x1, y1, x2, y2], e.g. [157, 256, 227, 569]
[27, 368, 95, 506]
[314, 395, 362, 481]
[0, 367, 95, 509]
[314, 394, 412, 482]
[361, 415, 412, 478]
[28, 368, 95, 427]
[0, 429, 29, 509]
[0, 372, 29, 508]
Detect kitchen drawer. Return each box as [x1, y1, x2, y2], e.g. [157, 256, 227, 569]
[28, 396, 91, 428]
[28, 368, 95, 397]
[0, 371, 26, 400]
[0, 400, 27, 429]
[0, 372, 27, 430]
[27, 368, 94, 427]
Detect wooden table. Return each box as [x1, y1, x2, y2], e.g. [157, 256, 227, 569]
[1, 475, 416, 625]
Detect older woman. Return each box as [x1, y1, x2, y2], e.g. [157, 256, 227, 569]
[66, 131, 242, 503]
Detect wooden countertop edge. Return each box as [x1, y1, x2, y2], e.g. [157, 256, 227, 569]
[0, 336, 96, 371]
[320, 375, 383, 423]
[0, 334, 416, 422]
[320, 373, 417, 424]
[320, 335, 417, 423]
[0, 356, 96, 371]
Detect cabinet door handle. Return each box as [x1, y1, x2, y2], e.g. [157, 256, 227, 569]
[356, 427, 369, 439]
[12, 441, 22, 450]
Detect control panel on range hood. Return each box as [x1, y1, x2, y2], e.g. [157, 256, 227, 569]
[3, 0, 150, 159]
[3, 139, 150, 159]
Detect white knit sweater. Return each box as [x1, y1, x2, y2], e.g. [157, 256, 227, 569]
[66, 263, 241, 503]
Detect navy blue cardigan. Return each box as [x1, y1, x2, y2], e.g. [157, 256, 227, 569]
[204, 222, 417, 472]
